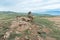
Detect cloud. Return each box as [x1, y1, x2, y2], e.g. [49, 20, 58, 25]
[0, 0, 60, 12]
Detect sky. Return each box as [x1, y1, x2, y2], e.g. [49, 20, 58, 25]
[0, 0, 60, 13]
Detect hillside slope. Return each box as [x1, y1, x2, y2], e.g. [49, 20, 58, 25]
[0, 12, 60, 40]
[0, 16, 57, 40]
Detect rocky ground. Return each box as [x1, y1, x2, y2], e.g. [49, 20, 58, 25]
[0, 16, 57, 40]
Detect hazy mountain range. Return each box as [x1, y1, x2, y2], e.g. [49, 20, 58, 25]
[0, 10, 60, 16]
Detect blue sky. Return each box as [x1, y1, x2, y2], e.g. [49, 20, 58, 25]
[0, 0, 60, 13]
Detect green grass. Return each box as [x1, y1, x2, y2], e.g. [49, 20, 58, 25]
[34, 16, 60, 40]
[8, 32, 22, 40]
[34, 16, 54, 28]
[0, 13, 60, 40]
[24, 29, 31, 35]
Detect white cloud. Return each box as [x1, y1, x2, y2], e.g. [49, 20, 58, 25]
[0, 0, 60, 12]
[40, 4, 60, 9]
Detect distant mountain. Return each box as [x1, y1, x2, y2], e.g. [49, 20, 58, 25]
[0, 11, 60, 16]
[32, 13, 53, 16]
[44, 10, 60, 15]
[46, 10, 60, 13]
[33, 9, 60, 15]
[0, 11, 18, 14]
